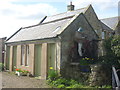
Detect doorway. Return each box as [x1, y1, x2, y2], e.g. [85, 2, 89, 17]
[12, 46, 17, 71]
[47, 43, 56, 71]
[34, 44, 42, 77]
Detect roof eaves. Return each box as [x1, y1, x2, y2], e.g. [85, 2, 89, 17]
[101, 20, 117, 30]
[101, 16, 120, 30]
[6, 36, 58, 44]
[100, 20, 113, 31]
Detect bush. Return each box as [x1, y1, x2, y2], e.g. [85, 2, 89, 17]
[47, 69, 112, 88]
[111, 35, 120, 57]
[97, 37, 119, 67]
[57, 84, 65, 88]
[0, 63, 4, 72]
[48, 69, 58, 80]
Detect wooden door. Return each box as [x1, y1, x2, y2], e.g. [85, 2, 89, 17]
[34, 44, 42, 77]
[47, 43, 56, 71]
[12, 46, 17, 71]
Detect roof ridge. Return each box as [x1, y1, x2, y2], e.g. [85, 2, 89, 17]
[46, 6, 88, 18]
[100, 16, 120, 20]
[20, 5, 90, 30]
[22, 16, 73, 29]
[42, 16, 73, 24]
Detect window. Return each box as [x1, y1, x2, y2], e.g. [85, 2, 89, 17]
[21, 45, 29, 66]
[102, 31, 106, 39]
[26, 45, 29, 66]
[78, 43, 82, 56]
[21, 45, 25, 65]
[78, 27, 83, 32]
[53, 26, 61, 33]
[102, 31, 105, 39]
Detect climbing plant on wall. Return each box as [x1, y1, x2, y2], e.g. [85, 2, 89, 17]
[111, 35, 120, 57]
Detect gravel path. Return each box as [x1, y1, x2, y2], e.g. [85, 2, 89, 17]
[1, 71, 50, 88]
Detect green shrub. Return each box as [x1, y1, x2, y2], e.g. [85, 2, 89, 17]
[47, 69, 112, 88]
[97, 37, 119, 67]
[66, 84, 83, 88]
[57, 84, 65, 88]
[69, 79, 78, 85]
[111, 35, 120, 57]
[48, 69, 58, 80]
[101, 85, 112, 88]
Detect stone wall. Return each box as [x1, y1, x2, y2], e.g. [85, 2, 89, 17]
[60, 13, 98, 70]
[61, 63, 111, 86]
[89, 64, 111, 86]
[84, 5, 102, 38]
[61, 62, 90, 84]
[0, 37, 6, 63]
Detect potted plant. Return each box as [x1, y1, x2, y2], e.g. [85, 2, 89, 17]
[22, 70, 30, 76]
[15, 69, 30, 76]
[15, 69, 22, 76]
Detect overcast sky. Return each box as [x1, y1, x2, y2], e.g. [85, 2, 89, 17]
[0, 0, 119, 38]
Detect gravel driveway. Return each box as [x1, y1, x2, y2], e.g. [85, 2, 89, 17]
[1, 71, 50, 88]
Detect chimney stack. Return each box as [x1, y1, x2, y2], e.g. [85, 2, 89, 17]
[67, 1, 74, 11]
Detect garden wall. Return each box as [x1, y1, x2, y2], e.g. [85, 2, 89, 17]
[61, 63, 112, 86]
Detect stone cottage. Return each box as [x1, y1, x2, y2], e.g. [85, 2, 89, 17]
[0, 37, 6, 63]
[5, 3, 109, 79]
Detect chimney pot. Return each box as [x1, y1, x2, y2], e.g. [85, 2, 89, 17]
[67, 1, 74, 11]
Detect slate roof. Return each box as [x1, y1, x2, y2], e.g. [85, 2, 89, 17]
[101, 16, 120, 30]
[7, 6, 88, 43]
[7, 18, 72, 43]
[100, 21, 113, 32]
[42, 7, 87, 23]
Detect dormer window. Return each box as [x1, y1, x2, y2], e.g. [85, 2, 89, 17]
[78, 27, 83, 32]
[53, 26, 61, 33]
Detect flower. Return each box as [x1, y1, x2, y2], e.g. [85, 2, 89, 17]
[50, 67, 53, 70]
[15, 68, 22, 72]
[16, 69, 19, 71]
